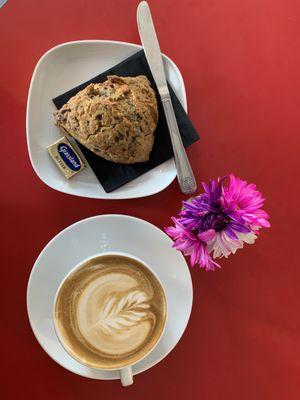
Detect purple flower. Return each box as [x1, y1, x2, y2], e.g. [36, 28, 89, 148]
[165, 174, 270, 271]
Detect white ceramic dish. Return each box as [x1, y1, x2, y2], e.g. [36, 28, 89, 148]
[26, 40, 187, 199]
[27, 214, 193, 380]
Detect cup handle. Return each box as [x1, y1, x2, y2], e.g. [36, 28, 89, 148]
[119, 366, 133, 386]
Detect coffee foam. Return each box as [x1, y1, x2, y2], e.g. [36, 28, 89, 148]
[54, 255, 166, 369]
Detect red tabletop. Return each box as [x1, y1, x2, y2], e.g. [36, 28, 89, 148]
[1, 0, 299, 398]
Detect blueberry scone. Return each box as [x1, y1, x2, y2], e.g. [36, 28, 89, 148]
[54, 75, 158, 164]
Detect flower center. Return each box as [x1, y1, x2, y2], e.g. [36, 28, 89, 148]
[201, 211, 229, 232]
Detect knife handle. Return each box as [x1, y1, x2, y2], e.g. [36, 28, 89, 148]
[161, 96, 197, 195]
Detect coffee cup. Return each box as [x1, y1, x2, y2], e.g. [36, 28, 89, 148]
[53, 251, 167, 386]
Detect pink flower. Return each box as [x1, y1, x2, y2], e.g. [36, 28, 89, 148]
[221, 174, 270, 230]
[165, 218, 220, 271]
[165, 174, 270, 270]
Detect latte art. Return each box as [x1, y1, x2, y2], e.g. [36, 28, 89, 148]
[96, 290, 150, 335]
[54, 255, 166, 369]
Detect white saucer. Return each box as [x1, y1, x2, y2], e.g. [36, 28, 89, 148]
[27, 215, 193, 380]
[26, 40, 187, 199]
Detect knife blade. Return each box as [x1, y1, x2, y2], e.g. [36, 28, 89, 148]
[137, 1, 197, 195]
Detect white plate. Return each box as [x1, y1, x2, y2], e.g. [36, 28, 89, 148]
[27, 214, 193, 380]
[26, 40, 187, 199]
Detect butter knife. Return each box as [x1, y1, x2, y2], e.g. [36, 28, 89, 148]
[137, 1, 197, 195]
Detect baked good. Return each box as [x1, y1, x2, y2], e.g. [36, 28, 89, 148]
[54, 75, 158, 164]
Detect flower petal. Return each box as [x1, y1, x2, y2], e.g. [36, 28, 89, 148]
[198, 229, 215, 243]
[225, 226, 239, 240]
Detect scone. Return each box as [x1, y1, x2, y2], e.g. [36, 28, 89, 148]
[54, 75, 158, 164]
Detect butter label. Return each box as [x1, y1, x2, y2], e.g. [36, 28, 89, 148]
[47, 137, 85, 179]
[57, 143, 82, 171]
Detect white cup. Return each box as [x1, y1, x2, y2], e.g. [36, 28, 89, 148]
[53, 251, 167, 386]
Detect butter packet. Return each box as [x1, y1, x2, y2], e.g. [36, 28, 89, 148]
[47, 137, 85, 179]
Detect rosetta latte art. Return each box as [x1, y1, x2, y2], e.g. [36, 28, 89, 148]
[96, 290, 150, 335]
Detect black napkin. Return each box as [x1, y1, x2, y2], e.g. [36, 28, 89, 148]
[53, 50, 199, 192]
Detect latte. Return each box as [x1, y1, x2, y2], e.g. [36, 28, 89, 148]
[54, 255, 167, 369]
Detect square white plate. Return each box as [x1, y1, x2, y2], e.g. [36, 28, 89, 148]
[26, 40, 187, 199]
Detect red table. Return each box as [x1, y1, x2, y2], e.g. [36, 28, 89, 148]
[1, 0, 299, 398]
